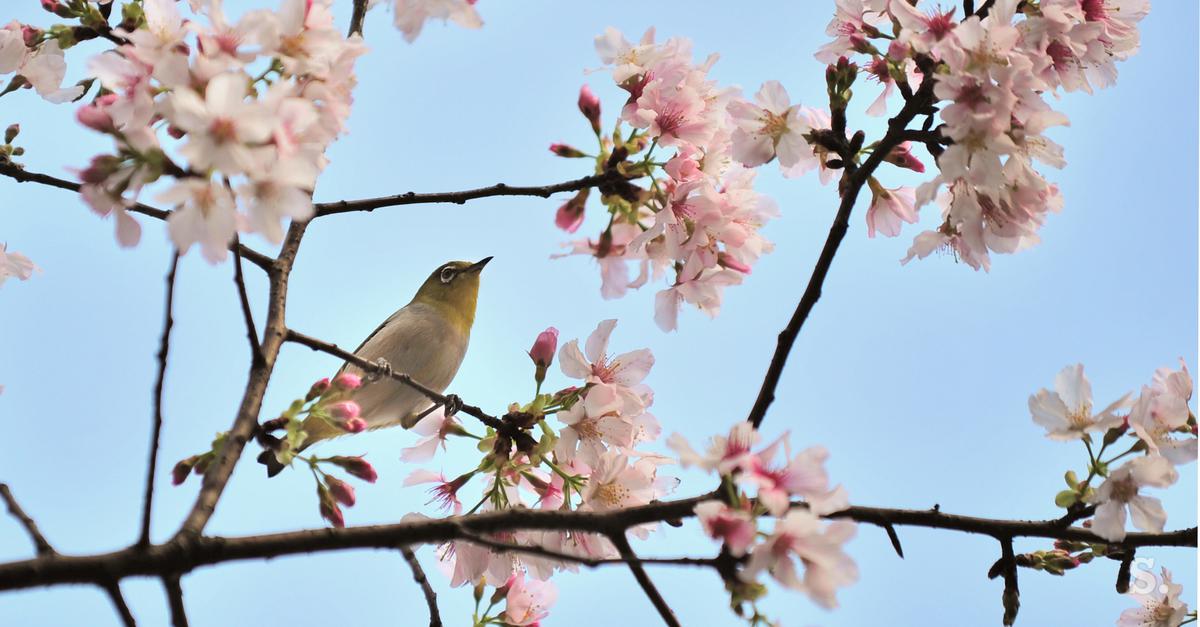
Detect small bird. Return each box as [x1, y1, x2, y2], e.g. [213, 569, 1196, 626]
[260, 257, 489, 475]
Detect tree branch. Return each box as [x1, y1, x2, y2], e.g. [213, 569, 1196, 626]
[174, 221, 309, 539]
[0, 484, 55, 556]
[5, 492, 1190, 595]
[163, 574, 189, 627]
[745, 73, 938, 429]
[312, 171, 627, 217]
[451, 527, 717, 569]
[0, 162, 274, 271]
[232, 241, 264, 367]
[139, 252, 179, 548]
[400, 547, 442, 627]
[609, 532, 681, 627]
[348, 0, 369, 37]
[284, 327, 506, 432]
[102, 582, 137, 627]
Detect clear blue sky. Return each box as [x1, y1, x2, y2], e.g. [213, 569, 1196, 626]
[0, 2, 1195, 625]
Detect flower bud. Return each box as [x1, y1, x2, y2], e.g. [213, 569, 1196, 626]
[332, 373, 362, 391]
[578, 85, 602, 134]
[326, 455, 378, 483]
[78, 154, 122, 184]
[528, 327, 558, 369]
[549, 143, 587, 158]
[4, 124, 19, 145]
[325, 476, 357, 506]
[317, 485, 345, 528]
[171, 456, 197, 485]
[306, 377, 331, 401]
[884, 142, 926, 173]
[554, 188, 588, 233]
[330, 401, 361, 420]
[717, 253, 751, 274]
[343, 417, 368, 433]
[887, 39, 910, 61]
[76, 103, 115, 133]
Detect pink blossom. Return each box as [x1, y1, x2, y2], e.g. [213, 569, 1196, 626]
[558, 319, 654, 390]
[1128, 362, 1197, 466]
[325, 476, 356, 506]
[1086, 455, 1178, 542]
[167, 72, 274, 175]
[404, 469, 468, 514]
[554, 191, 586, 233]
[503, 572, 558, 626]
[667, 421, 758, 476]
[332, 373, 363, 391]
[1117, 567, 1189, 627]
[727, 81, 816, 173]
[742, 510, 858, 609]
[329, 401, 361, 421]
[695, 501, 757, 557]
[528, 327, 559, 368]
[884, 141, 925, 173]
[1028, 364, 1131, 441]
[400, 407, 461, 462]
[865, 183, 918, 238]
[343, 417, 367, 433]
[159, 178, 238, 264]
[392, 0, 483, 43]
[742, 439, 849, 517]
[0, 244, 39, 287]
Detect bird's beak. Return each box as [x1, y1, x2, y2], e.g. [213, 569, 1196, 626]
[466, 256, 493, 273]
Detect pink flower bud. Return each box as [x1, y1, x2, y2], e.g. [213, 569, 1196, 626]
[78, 155, 121, 184]
[717, 253, 752, 274]
[317, 486, 345, 528]
[332, 373, 362, 391]
[578, 85, 601, 134]
[884, 142, 925, 173]
[549, 143, 586, 158]
[554, 188, 588, 233]
[330, 401, 361, 420]
[166, 125, 186, 139]
[887, 39, 910, 61]
[325, 477, 356, 507]
[327, 455, 378, 483]
[528, 327, 558, 368]
[306, 377, 331, 401]
[343, 417, 368, 433]
[21, 26, 41, 48]
[76, 103, 115, 133]
[171, 457, 197, 486]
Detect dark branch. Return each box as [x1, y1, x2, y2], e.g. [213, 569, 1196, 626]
[746, 73, 939, 429]
[998, 537, 1020, 626]
[400, 547, 442, 627]
[103, 582, 137, 627]
[312, 171, 627, 217]
[452, 527, 718, 569]
[348, 0, 369, 37]
[0, 494, 1193, 592]
[163, 575, 189, 627]
[0, 162, 274, 271]
[232, 241, 264, 367]
[284, 328, 506, 432]
[0, 484, 55, 556]
[609, 533, 681, 627]
[139, 252, 179, 548]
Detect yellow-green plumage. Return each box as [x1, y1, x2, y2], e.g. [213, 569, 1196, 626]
[298, 258, 489, 446]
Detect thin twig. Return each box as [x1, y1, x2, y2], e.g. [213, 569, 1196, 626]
[998, 537, 1020, 626]
[745, 73, 938, 429]
[102, 582, 137, 627]
[139, 252, 179, 548]
[0, 484, 55, 556]
[400, 547, 442, 627]
[232, 240, 264, 367]
[163, 574, 190, 627]
[609, 533, 681, 627]
[0, 163, 274, 271]
[312, 171, 626, 217]
[284, 328, 506, 431]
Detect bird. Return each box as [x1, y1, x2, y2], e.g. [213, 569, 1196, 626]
[259, 257, 490, 476]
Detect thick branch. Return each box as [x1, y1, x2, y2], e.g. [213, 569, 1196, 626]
[174, 221, 309, 538]
[348, 0, 369, 37]
[745, 74, 938, 429]
[0, 484, 55, 556]
[400, 547, 442, 627]
[139, 252, 179, 548]
[312, 171, 625, 217]
[0, 163, 273, 271]
[1, 494, 1192, 592]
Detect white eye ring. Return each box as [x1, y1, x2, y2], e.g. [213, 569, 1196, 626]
[439, 267, 456, 283]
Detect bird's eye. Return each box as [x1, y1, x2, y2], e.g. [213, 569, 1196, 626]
[439, 267, 457, 284]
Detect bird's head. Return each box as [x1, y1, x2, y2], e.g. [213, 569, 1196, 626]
[410, 257, 491, 331]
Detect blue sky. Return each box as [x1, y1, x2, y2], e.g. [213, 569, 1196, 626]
[0, 1, 1195, 626]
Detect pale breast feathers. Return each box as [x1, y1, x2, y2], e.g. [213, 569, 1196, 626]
[342, 302, 470, 429]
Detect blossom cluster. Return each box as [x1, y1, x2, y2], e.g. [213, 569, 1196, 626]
[552, 28, 793, 332]
[1029, 360, 1195, 542]
[817, 0, 1149, 270]
[0, 242, 38, 288]
[669, 422, 856, 611]
[71, 0, 365, 260]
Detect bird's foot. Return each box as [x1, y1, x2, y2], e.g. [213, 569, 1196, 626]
[442, 393, 463, 418]
[369, 357, 393, 382]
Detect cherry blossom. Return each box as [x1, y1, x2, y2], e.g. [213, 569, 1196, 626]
[695, 501, 757, 557]
[0, 244, 38, 287]
[502, 572, 558, 627]
[1028, 363, 1131, 441]
[741, 509, 858, 609]
[865, 182, 918, 238]
[1118, 567, 1190, 627]
[159, 178, 238, 264]
[390, 0, 482, 43]
[667, 420, 759, 475]
[727, 80, 817, 174]
[399, 407, 461, 462]
[1128, 361, 1197, 466]
[1086, 455, 1178, 542]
